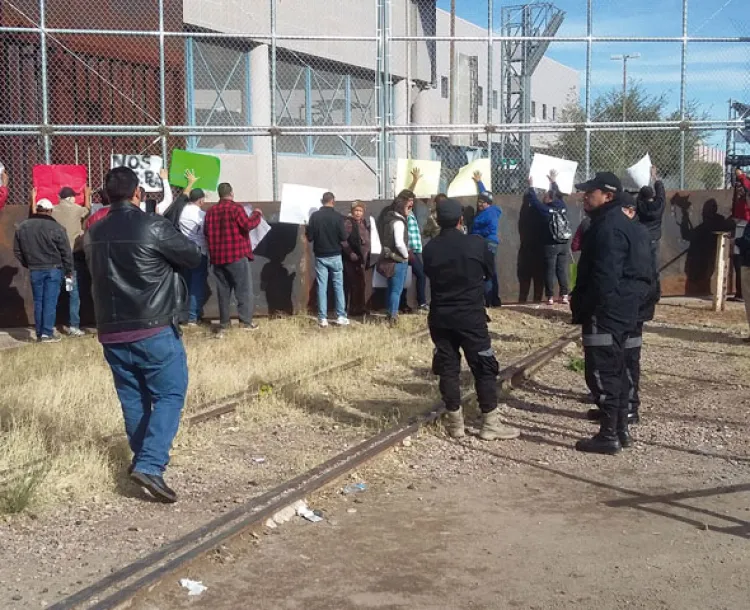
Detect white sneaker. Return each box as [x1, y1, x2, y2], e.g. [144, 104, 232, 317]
[67, 327, 86, 337]
[335, 316, 350, 326]
[561, 295, 570, 305]
[546, 297, 555, 306]
[319, 319, 329, 328]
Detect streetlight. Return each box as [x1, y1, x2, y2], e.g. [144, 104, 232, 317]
[611, 53, 641, 123]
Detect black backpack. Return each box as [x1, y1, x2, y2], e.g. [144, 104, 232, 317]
[549, 207, 572, 243]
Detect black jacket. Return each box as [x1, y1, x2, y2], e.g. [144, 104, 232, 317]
[84, 202, 202, 334]
[14, 214, 73, 274]
[636, 180, 666, 241]
[571, 197, 653, 332]
[306, 206, 346, 258]
[633, 220, 659, 322]
[423, 228, 494, 329]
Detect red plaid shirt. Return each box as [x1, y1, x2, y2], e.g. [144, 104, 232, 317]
[204, 199, 262, 265]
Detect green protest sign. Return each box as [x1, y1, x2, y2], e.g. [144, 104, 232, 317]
[169, 149, 221, 192]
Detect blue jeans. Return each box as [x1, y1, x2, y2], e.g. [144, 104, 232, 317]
[30, 268, 62, 338]
[103, 327, 188, 476]
[184, 254, 208, 322]
[315, 255, 346, 320]
[387, 261, 409, 317]
[484, 241, 501, 307]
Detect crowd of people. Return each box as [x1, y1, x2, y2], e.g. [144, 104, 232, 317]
[7, 160, 750, 501]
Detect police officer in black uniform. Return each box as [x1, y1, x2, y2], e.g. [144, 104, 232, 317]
[423, 198, 520, 441]
[571, 173, 652, 455]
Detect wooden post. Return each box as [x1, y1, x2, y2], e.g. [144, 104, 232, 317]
[713, 232, 731, 312]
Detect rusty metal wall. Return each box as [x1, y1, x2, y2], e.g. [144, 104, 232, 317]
[0, 188, 736, 328]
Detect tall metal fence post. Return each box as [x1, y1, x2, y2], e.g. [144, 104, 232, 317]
[39, 0, 51, 163]
[487, 0, 494, 168]
[158, 0, 168, 162]
[383, 0, 392, 199]
[679, 0, 688, 189]
[376, 0, 384, 200]
[584, 0, 593, 178]
[271, 0, 279, 202]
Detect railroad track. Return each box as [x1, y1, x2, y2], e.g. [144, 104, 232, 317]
[48, 327, 578, 610]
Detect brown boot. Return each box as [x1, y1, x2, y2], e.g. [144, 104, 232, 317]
[443, 408, 465, 439]
[479, 409, 520, 441]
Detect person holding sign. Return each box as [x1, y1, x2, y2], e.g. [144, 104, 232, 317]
[0, 169, 9, 211]
[342, 201, 372, 317]
[306, 192, 349, 328]
[470, 172, 502, 307]
[204, 183, 263, 335]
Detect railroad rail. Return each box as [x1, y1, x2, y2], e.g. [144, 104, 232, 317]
[48, 327, 578, 610]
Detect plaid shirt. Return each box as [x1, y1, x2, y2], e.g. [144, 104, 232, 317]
[204, 199, 262, 265]
[407, 212, 422, 253]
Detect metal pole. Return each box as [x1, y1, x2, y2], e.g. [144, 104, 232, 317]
[376, 0, 384, 200]
[383, 0, 392, 198]
[622, 56, 627, 168]
[584, 0, 592, 177]
[271, 0, 279, 202]
[725, 98, 733, 188]
[405, 0, 411, 158]
[158, 0, 167, 161]
[487, 0, 493, 174]
[39, 0, 51, 163]
[679, 0, 688, 189]
[448, 0, 456, 136]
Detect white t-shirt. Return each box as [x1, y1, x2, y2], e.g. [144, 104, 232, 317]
[179, 203, 207, 254]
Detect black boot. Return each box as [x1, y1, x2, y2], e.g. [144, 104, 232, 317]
[617, 410, 633, 448]
[586, 408, 602, 421]
[576, 409, 622, 455]
[130, 471, 178, 503]
[628, 408, 640, 425]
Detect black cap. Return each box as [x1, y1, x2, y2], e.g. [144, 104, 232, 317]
[436, 197, 463, 228]
[478, 191, 493, 204]
[575, 172, 622, 194]
[639, 185, 655, 200]
[621, 192, 637, 209]
[189, 188, 205, 203]
[58, 186, 76, 199]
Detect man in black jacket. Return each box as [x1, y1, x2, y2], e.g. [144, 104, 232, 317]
[571, 172, 652, 455]
[13, 198, 73, 343]
[636, 165, 666, 290]
[423, 198, 520, 442]
[85, 167, 201, 503]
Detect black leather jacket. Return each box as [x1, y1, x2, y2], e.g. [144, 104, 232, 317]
[84, 201, 202, 334]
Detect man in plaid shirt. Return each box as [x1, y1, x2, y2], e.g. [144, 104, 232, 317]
[399, 189, 429, 313]
[204, 182, 263, 334]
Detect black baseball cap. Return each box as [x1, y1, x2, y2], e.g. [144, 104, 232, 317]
[436, 198, 463, 228]
[575, 172, 622, 194]
[478, 191, 493, 204]
[621, 192, 637, 209]
[189, 188, 205, 203]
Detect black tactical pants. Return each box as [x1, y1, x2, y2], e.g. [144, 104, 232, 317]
[583, 323, 629, 438]
[430, 325, 500, 414]
[624, 323, 643, 413]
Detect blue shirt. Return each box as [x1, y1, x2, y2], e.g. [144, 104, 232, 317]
[471, 205, 502, 245]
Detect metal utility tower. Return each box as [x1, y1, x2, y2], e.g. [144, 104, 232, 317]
[500, 2, 564, 191]
[726, 100, 750, 186]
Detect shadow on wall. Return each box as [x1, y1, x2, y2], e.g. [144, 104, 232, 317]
[0, 265, 29, 326]
[257, 223, 298, 316]
[672, 194, 735, 296]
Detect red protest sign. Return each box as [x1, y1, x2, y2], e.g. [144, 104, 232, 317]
[32, 165, 88, 205]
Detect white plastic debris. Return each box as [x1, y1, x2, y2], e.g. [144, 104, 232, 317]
[296, 501, 323, 523]
[179, 578, 207, 596]
[252, 456, 266, 464]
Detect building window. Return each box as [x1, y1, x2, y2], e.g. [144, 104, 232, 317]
[531, 101, 536, 118]
[186, 38, 251, 152]
[441, 76, 449, 99]
[477, 86, 483, 106]
[542, 103, 547, 120]
[552, 106, 557, 120]
[492, 90, 498, 110]
[275, 53, 377, 158]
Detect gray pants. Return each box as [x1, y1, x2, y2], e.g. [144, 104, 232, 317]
[213, 258, 254, 328]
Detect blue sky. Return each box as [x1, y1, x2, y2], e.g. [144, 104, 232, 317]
[436, 0, 749, 145]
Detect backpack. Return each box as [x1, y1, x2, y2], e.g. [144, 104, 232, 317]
[549, 207, 572, 243]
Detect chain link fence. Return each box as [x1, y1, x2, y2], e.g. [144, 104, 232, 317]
[0, 0, 747, 204]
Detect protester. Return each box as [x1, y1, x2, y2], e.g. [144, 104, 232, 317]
[635, 165, 666, 299]
[342, 200, 371, 317]
[178, 187, 208, 326]
[735, 219, 750, 342]
[570, 172, 652, 455]
[13, 198, 73, 343]
[730, 170, 750, 301]
[306, 192, 349, 328]
[86, 189, 111, 229]
[423, 197, 519, 441]
[470, 177, 502, 307]
[85, 167, 201, 502]
[422, 194, 447, 241]
[51, 185, 92, 337]
[528, 171, 572, 305]
[377, 197, 410, 324]
[404, 195, 428, 313]
[138, 169, 173, 215]
[204, 182, 263, 335]
[0, 170, 9, 211]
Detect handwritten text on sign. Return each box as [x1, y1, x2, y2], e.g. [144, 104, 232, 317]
[111, 155, 163, 192]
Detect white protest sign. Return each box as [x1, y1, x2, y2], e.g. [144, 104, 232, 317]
[111, 154, 163, 192]
[447, 158, 491, 197]
[279, 184, 327, 225]
[626, 154, 652, 190]
[373, 266, 412, 289]
[243, 205, 272, 250]
[396, 159, 442, 198]
[528, 153, 578, 195]
[369, 216, 382, 257]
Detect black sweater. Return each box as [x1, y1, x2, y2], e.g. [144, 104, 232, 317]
[306, 205, 346, 258]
